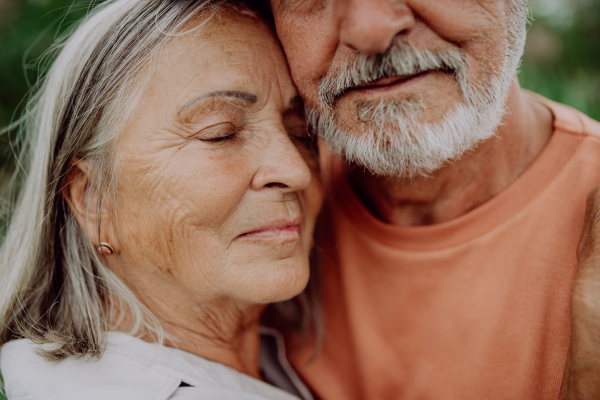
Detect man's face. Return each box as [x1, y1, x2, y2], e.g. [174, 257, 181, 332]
[271, 0, 529, 177]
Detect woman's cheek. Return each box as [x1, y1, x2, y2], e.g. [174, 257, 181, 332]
[114, 144, 247, 262]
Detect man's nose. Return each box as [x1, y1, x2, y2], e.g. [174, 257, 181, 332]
[338, 0, 415, 55]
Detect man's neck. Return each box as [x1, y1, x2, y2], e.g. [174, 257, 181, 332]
[345, 82, 554, 227]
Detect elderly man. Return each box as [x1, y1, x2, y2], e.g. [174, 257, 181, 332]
[266, 0, 600, 399]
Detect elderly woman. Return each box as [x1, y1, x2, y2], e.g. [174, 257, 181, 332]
[0, 0, 322, 399]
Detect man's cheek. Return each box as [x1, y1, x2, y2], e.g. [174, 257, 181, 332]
[284, 40, 322, 100]
[275, 11, 334, 78]
[408, 0, 504, 44]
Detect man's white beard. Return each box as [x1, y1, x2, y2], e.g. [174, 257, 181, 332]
[307, 5, 529, 178]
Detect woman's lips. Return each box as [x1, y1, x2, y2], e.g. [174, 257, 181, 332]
[238, 217, 303, 241]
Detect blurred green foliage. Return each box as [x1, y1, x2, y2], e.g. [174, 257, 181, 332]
[0, 0, 598, 169]
[521, 0, 600, 121]
[0, 0, 95, 168]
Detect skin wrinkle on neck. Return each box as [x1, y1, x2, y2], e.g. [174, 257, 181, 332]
[157, 299, 265, 379]
[109, 253, 267, 379]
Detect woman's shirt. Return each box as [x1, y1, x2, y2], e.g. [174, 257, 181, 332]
[0, 330, 313, 400]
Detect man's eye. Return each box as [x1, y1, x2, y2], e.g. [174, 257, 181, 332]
[196, 123, 240, 143]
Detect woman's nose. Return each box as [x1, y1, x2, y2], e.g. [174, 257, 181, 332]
[338, 0, 415, 55]
[250, 129, 312, 193]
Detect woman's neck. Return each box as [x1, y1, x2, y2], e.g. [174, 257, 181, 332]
[115, 295, 266, 380]
[162, 317, 264, 379]
[164, 302, 265, 379]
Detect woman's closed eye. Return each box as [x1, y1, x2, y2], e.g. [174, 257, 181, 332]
[196, 122, 241, 143]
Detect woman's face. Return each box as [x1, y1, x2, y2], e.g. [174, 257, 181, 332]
[112, 11, 322, 309]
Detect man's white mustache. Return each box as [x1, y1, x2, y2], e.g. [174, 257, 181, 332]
[318, 42, 470, 108]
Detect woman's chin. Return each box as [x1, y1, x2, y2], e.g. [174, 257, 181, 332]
[233, 260, 311, 305]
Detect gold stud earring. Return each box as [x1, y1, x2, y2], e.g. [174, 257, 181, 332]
[96, 242, 115, 256]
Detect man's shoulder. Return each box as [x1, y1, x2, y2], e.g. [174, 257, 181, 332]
[525, 90, 600, 140]
[581, 113, 600, 139]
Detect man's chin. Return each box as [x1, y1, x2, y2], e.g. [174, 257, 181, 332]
[309, 101, 500, 178]
[316, 127, 446, 178]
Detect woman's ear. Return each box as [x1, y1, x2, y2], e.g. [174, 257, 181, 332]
[61, 158, 117, 253]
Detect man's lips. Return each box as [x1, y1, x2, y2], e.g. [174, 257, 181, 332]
[237, 217, 304, 240]
[346, 71, 431, 95]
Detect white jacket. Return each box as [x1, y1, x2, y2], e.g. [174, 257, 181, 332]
[0, 330, 313, 400]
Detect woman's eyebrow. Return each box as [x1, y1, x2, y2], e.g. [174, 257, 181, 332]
[178, 90, 258, 115]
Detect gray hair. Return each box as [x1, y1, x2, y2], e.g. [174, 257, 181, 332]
[0, 0, 236, 361]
